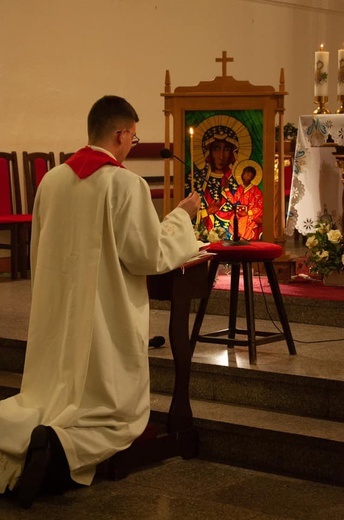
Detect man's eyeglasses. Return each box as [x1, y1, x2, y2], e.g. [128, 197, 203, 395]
[117, 129, 140, 148]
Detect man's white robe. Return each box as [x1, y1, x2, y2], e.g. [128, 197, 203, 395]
[0, 157, 198, 491]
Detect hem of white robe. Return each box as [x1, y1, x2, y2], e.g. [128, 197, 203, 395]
[51, 413, 150, 487]
[0, 451, 23, 493]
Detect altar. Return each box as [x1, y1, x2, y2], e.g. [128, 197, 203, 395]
[285, 114, 344, 236]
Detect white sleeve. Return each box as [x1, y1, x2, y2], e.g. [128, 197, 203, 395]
[114, 176, 198, 275]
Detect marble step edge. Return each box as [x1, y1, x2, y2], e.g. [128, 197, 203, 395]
[150, 358, 344, 422]
[1, 375, 343, 447]
[150, 355, 344, 388]
[2, 353, 344, 424]
[1, 342, 342, 390]
[151, 392, 344, 446]
[151, 393, 344, 486]
[0, 370, 22, 389]
[151, 292, 344, 327]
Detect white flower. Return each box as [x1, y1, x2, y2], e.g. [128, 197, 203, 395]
[208, 229, 222, 242]
[316, 250, 329, 261]
[317, 223, 329, 234]
[306, 235, 318, 248]
[327, 229, 342, 244]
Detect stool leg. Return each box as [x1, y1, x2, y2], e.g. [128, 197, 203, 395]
[242, 261, 257, 365]
[264, 261, 297, 355]
[190, 259, 219, 355]
[228, 262, 240, 344]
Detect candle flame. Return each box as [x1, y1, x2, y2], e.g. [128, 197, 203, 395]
[320, 44, 324, 51]
[189, 127, 194, 136]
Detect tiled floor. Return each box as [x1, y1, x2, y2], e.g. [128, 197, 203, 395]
[1, 458, 344, 519]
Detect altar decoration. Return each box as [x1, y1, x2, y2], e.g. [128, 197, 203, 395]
[189, 127, 194, 190]
[285, 114, 343, 238]
[337, 48, 344, 113]
[314, 45, 330, 114]
[194, 221, 227, 243]
[305, 214, 344, 282]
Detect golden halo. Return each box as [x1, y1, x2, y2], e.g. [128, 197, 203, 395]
[233, 160, 263, 186]
[193, 114, 252, 170]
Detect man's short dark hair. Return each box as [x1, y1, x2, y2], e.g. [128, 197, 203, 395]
[88, 95, 139, 142]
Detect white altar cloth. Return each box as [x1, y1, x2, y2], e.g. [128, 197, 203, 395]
[285, 114, 344, 236]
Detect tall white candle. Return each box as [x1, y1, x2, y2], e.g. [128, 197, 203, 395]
[338, 48, 344, 96]
[314, 44, 329, 97]
[189, 127, 194, 191]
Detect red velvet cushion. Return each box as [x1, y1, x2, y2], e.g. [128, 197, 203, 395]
[207, 241, 282, 262]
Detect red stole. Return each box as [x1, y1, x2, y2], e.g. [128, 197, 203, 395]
[66, 147, 124, 179]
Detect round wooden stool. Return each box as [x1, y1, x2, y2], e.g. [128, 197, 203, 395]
[190, 241, 297, 365]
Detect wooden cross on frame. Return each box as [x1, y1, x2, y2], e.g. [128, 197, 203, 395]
[216, 51, 234, 77]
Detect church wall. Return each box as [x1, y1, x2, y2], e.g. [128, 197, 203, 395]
[0, 0, 343, 182]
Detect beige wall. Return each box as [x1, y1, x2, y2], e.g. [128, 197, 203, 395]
[1, 0, 343, 159]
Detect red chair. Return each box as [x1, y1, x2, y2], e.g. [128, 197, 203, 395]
[23, 151, 55, 213]
[190, 241, 296, 364]
[0, 152, 32, 279]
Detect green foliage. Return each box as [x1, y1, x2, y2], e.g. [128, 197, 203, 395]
[305, 215, 344, 277]
[275, 123, 298, 141]
[194, 221, 227, 243]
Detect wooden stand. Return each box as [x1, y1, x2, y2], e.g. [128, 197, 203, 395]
[106, 255, 211, 479]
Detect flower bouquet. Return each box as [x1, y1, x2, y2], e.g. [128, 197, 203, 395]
[305, 215, 344, 282]
[194, 221, 228, 243]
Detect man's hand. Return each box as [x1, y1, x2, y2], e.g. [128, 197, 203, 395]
[177, 192, 201, 219]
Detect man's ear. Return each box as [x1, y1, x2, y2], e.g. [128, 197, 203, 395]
[114, 130, 123, 145]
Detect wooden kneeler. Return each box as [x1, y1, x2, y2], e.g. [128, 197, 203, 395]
[106, 424, 199, 480]
[106, 256, 211, 480]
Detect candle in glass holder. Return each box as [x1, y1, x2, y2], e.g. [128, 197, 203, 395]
[189, 127, 194, 191]
[338, 48, 344, 96]
[314, 44, 329, 97]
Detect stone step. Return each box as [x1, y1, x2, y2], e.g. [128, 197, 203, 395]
[151, 287, 344, 327]
[0, 338, 26, 373]
[150, 392, 344, 487]
[149, 357, 344, 422]
[0, 370, 22, 399]
[2, 372, 343, 486]
[1, 337, 344, 422]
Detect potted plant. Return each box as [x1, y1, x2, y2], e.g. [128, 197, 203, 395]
[275, 123, 298, 154]
[305, 214, 344, 285]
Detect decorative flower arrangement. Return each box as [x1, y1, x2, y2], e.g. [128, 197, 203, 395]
[194, 221, 228, 243]
[305, 215, 344, 277]
[275, 122, 298, 141]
